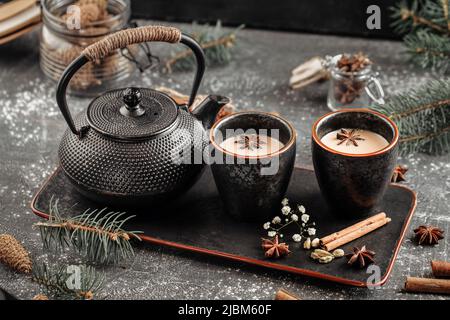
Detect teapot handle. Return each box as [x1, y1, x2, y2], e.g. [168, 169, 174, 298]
[56, 25, 205, 136]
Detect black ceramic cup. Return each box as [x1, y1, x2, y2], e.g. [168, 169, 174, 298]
[311, 108, 399, 216]
[210, 112, 296, 222]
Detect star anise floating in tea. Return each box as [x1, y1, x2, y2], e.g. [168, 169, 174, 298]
[261, 235, 291, 258]
[345, 245, 375, 268]
[413, 225, 444, 245]
[336, 129, 365, 147]
[391, 165, 408, 183]
[235, 134, 266, 150]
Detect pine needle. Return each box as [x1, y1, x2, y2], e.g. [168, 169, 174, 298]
[35, 198, 142, 264]
[391, 0, 450, 72]
[403, 30, 450, 73]
[32, 263, 105, 300]
[372, 79, 450, 155]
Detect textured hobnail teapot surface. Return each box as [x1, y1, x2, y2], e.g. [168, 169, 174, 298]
[87, 88, 179, 140]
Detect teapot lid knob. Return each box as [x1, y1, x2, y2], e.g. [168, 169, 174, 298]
[121, 87, 145, 117]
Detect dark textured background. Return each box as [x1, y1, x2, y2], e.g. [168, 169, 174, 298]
[0, 20, 448, 300]
[131, 0, 399, 38]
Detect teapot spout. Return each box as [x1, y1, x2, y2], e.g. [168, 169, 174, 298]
[191, 95, 230, 129]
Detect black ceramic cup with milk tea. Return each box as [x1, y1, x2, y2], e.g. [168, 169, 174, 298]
[209, 112, 296, 222]
[311, 108, 399, 216]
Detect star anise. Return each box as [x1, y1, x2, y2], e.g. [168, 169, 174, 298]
[413, 225, 444, 245]
[336, 129, 365, 147]
[337, 52, 372, 73]
[261, 235, 291, 258]
[391, 165, 408, 183]
[345, 245, 375, 268]
[235, 134, 266, 151]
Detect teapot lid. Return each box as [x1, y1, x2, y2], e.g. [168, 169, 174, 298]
[86, 87, 179, 140]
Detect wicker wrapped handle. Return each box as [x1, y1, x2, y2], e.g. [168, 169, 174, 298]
[56, 25, 205, 137]
[82, 25, 182, 61]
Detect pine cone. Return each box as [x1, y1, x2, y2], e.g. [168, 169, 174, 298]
[32, 294, 49, 300]
[0, 234, 32, 274]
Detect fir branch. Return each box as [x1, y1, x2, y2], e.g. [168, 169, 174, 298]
[391, 0, 450, 72]
[399, 125, 450, 142]
[165, 21, 244, 72]
[32, 263, 104, 300]
[391, 0, 450, 34]
[371, 79, 450, 155]
[441, 0, 450, 29]
[403, 30, 450, 73]
[35, 198, 142, 264]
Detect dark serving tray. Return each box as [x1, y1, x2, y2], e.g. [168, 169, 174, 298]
[32, 166, 416, 287]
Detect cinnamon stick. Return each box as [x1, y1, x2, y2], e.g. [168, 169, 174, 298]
[404, 277, 450, 295]
[322, 218, 391, 251]
[431, 260, 450, 278]
[320, 212, 386, 246]
[274, 289, 300, 300]
[321, 217, 391, 252]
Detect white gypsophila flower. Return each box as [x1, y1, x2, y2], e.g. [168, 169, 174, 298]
[263, 222, 271, 230]
[268, 231, 276, 237]
[307, 228, 316, 236]
[281, 206, 291, 215]
[298, 205, 306, 214]
[301, 214, 310, 223]
[281, 198, 289, 206]
[279, 234, 284, 238]
[272, 216, 281, 224]
[292, 234, 302, 242]
[291, 214, 298, 221]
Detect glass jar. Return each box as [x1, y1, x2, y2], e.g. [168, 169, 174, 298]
[326, 54, 385, 111]
[40, 0, 133, 96]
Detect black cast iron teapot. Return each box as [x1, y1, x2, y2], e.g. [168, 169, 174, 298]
[56, 25, 229, 205]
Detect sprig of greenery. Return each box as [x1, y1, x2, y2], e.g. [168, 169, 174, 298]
[32, 263, 105, 300]
[165, 21, 244, 72]
[403, 30, 450, 72]
[35, 198, 142, 265]
[371, 79, 450, 155]
[391, 0, 450, 72]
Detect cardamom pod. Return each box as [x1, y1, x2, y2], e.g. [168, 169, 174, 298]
[0, 234, 32, 274]
[303, 237, 311, 250]
[319, 255, 334, 264]
[313, 249, 333, 257]
[310, 249, 334, 261]
[311, 238, 321, 248]
[332, 249, 345, 258]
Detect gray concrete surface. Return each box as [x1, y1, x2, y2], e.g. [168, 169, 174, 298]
[0, 21, 448, 300]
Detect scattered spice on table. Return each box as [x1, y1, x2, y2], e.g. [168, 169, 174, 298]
[413, 225, 444, 245]
[391, 165, 408, 182]
[274, 289, 300, 300]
